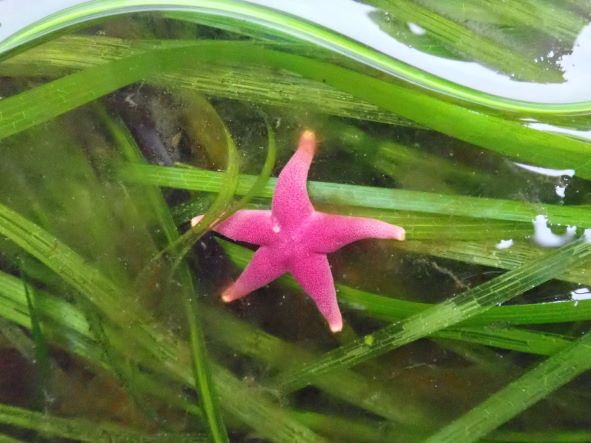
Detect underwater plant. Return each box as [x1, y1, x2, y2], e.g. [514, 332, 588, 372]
[0, 1, 591, 442]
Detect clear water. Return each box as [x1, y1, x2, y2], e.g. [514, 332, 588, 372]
[0, 3, 591, 442]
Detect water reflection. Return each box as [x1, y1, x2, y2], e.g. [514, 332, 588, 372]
[528, 122, 591, 142]
[0, 0, 590, 105]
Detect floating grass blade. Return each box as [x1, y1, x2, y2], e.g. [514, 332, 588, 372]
[178, 131, 236, 443]
[0, 402, 206, 443]
[185, 107, 276, 237]
[163, 11, 294, 42]
[0, 318, 36, 361]
[398, 240, 591, 285]
[0, 433, 24, 443]
[338, 284, 591, 327]
[218, 238, 577, 357]
[0, 277, 328, 443]
[183, 289, 229, 443]
[0, 42, 293, 142]
[332, 121, 490, 194]
[291, 410, 391, 443]
[169, 95, 240, 259]
[0, 204, 326, 442]
[122, 164, 591, 227]
[434, 326, 571, 357]
[0, 270, 208, 422]
[174, 202, 532, 241]
[69, 108, 319, 441]
[425, 331, 591, 443]
[231, 116, 277, 211]
[274, 234, 591, 392]
[286, 58, 591, 177]
[367, 0, 560, 82]
[221, 236, 591, 327]
[104, 111, 229, 443]
[158, 102, 275, 443]
[0, 266, 436, 427]
[0, 201, 185, 370]
[489, 430, 591, 442]
[0, 36, 414, 128]
[421, 0, 586, 41]
[94, 108, 304, 442]
[0, 42, 214, 141]
[1, 0, 589, 114]
[1, 41, 590, 176]
[202, 305, 437, 427]
[213, 365, 328, 443]
[22, 274, 50, 407]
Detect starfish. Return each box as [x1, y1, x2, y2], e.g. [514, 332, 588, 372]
[192, 130, 405, 332]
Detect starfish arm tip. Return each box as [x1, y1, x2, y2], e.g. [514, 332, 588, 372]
[301, 129, 315, 143]
[298, 130, 317, 156]
[221, 287, 238, 303]
[329, 319, 343, 333]
[382, 223, 405, 241]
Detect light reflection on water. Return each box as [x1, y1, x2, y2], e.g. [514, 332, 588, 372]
[0, 0, 590, 105]
[527, 122, 591, 142]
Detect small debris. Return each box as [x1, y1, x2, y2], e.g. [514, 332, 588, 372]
[408, 22, 426, 35]
[555, 184, 567, 198]
[532, 215, 576, 248]
[124, 94, 138, 108]
[495, 239, 514, 250]
[571, 287, 591, 301]
[514, 162, 575, 178]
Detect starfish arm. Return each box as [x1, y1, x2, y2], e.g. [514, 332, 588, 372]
[191, 210, 273, 245]
[306, 213, 406, 254]
[222, 246, 287, 302]
[289, 253, 343, 332]
[271, 131, 316, 230]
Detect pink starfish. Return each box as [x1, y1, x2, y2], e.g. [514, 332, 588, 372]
[192, 131, 405, 332]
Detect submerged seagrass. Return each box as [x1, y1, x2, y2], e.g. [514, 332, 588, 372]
[0, 2, 590, 443]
